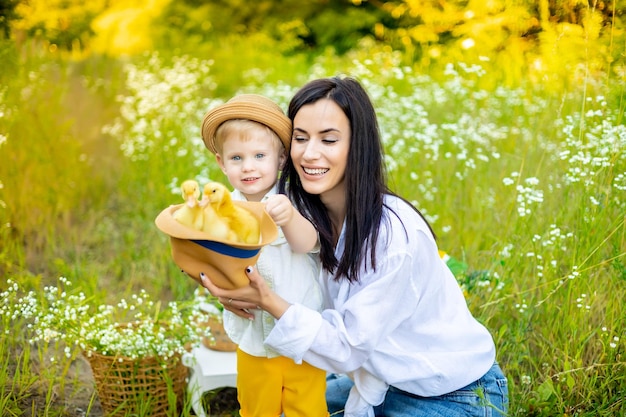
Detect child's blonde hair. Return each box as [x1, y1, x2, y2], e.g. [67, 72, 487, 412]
[214, 119, 285, 155]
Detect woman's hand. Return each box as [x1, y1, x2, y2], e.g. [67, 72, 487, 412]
[199, 266, 292, 320]
[210, 279, 259, 321]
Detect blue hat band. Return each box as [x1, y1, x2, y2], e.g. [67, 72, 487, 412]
[191, 240, 260, 259]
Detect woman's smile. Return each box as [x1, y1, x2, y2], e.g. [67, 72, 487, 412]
[302, 167, 329, 176]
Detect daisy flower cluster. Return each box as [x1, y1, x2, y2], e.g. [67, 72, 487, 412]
[101, 52, 218, 163]
[1, 277, 210, 361]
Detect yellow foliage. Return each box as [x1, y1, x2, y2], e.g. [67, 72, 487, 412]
[582, 9, 603, 42]
[408, 26, 439, 43]
[390, 3, 408, 20]
[14, 0, 107, 33]
[467, 0, 505, 15]
[90, 0, 171, 55]
[12, 0, 170, 55]
[13, 0, 108, 49]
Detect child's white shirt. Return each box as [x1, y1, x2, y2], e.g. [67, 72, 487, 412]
[223, 187, 323, 358]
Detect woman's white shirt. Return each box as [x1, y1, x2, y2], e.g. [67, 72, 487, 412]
[223, 187, 323, 358]
[264, 194, 496, 397]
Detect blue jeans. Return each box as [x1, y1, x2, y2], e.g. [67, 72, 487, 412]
[326, 362, 508, 417]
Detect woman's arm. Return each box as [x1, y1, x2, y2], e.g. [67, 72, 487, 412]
[199, 267, 292, 320]
[264, 194, 318, 254]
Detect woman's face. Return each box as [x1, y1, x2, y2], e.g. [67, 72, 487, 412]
[291, 98, 350, 206]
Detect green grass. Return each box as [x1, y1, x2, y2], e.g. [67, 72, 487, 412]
[1, 38, 625, 416]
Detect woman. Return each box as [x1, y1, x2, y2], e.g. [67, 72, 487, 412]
[200, 76, 509, 416]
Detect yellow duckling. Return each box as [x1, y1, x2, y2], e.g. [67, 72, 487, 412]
[202, 181, 260, 244]
[199, 183, 238, 242]
[173, 179, 203, 230]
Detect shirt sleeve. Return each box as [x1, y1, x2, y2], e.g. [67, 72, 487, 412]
[263, 302, 323, 364]
[264, 229, 426, 373]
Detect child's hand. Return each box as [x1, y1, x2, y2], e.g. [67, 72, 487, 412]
[265, 194, 317, 254]
[264, 194, 294, 226]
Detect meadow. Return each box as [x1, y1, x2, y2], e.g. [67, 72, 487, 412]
[1, 40, 625, 416]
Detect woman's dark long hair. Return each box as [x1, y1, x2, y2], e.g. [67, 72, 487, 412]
[279, 76, 433, 283]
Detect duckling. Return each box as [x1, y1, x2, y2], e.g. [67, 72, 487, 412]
[199, 183, 238, 242]
[173, 179, 203, 230]
[202, 181, 260, 244]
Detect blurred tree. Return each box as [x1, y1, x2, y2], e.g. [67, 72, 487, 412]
[12, 0, 109, 50]
[371, 1, 622, 53]
[6, 0, 626, 88]
[0, 0, 19, 39]
[362, 0, 625, 85]
[153, 0, 625, 80]
[9, 0, 172, 55]
[156, 0, 387, 54]
[299, 2, 382, 53]
[90, 0, 170, 55]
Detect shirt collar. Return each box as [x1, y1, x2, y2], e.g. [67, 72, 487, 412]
[230, 185, 278, 203]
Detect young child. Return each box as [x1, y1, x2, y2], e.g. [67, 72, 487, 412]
[200, 94, 327, 417]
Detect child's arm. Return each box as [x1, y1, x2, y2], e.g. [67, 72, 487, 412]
[264, 194, 318, 254]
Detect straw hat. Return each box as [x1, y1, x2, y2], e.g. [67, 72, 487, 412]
[155, 201, 278, 289]
[201, 94, 292, 154]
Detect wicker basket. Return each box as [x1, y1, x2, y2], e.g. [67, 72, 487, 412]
[200, 315, 237, 352]
[85, 351, 188, 417]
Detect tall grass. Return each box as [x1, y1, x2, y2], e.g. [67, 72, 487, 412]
[1, 41, 624, 416]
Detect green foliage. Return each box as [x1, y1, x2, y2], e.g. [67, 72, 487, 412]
[7, 0, 626, 91]
[13, 0, 107, 50]
[154, 0, 384, 55]
[304, 4, 382, 54]
[0, 0, 19, 39]
[0, 39, 18, 82]
[1, 18, 626, 417]
[0, 53, 122, 278]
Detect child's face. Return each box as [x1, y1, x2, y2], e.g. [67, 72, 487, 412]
[216, 127, 286, 202]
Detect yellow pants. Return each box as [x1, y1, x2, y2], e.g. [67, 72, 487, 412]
[236, 348, 328, 417]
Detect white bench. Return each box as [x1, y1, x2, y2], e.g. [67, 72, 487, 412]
[182, 345, 237, 417]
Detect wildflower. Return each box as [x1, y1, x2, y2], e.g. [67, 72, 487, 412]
[515, 300, 528, 314]
[499, 244, 514, 259]
[4, 278, 210, 360]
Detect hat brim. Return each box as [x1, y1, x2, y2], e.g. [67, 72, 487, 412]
[201, 96, 292, 154]
[155, 201, 278, 289]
